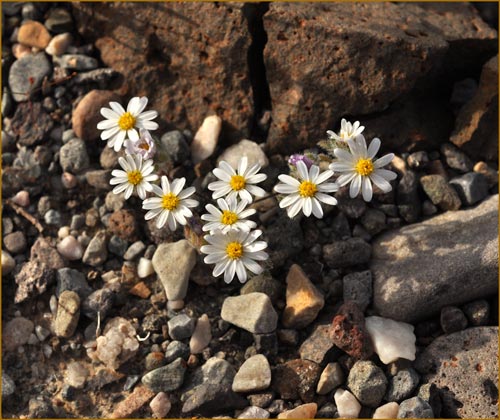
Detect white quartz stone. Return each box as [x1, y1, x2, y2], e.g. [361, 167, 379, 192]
[191, 115, 222, 164]
[365, 316, 416, 364]
[334, 388, 362, 418]
[190, 313, 212, 354]
[137, 257, 155, 278]
[373, 402, 399, 419]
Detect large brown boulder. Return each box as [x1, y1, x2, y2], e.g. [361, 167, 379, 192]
[72, 2, 253, 142]
[263, 2, 497, 154]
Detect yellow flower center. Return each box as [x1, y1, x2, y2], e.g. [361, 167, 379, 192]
[298, 181, 317, 198]
[138, 142, 150, 151]
[118, 112, 136, 131]
[162, 193, 180, 211]
[355, 158, 374, 176]
[229, 175, 246, 191]
[127, 170, 143, 186]
[221, 210, 238, 225]
[226, 241, 243, 260]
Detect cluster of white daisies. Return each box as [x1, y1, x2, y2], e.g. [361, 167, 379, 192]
[98, 97, 397, 284]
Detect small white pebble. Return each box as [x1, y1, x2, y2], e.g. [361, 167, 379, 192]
[191, 115, 222, 164]
[190, 314, 212, 354]
[150, 392, 171, 418]
[167, 300, 184, 311]
[35, 325, 51, 342]
[43, 344, 53, 358]
[137, 257, 155, 278]
[11, 190, 30, 207]
[57, 235, 84, 261]
[373, 402, 399, 419]
[49, 295, 58, 315]
[334, 388, 361, 418]
[58, 226, 71, 239]
[45, 32, 72, 56]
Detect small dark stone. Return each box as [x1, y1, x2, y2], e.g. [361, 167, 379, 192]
[330, 212, 351, 239]
[266, 217, 303, 268]
[161, 130, 190, 164]
[462, 299, 490, 326]
[11, 102, 54, 146]
[360, 209, 386, 236]
[417, 383, 442, 417]
[441, 143, 473, 173]
[28, 396, 56, 418]
[407, 151, 429, 169]
[253, 332, 278, 357]
[272, 359, 321, 403]
[81, 288, 115, 320]
[316, 402, 338, 418]
[181, 383, 248, 416]
[440, 306, 468, 334]
[240, 273, 283, 304]
[449, 172, 489, 206]
[108, 235, 129, 257]
[123, 375, 141, 391]
[165, 341, 190, 363]
[398, 396, 434, 418]
[142, 314, 168, 333]
[56, 268, 92, 299]
[342, 270, 372, 311]
[44, 7, 73, 33]
[61, 384, 75, 401]
[168, 314, 195, 340]
[142, 357, 187, 392]
[266, 399, 288, 415]
[59, 138, 90, 174]
[323, 238, 371, 268]
[247, 392, 275, 408]
[298, 323, 335, 365]
[386, 368, 420, 402]
[144, 352, 167, 371]
[277, 329, 299, 346]
[337, 194, 367, 219]
[397, 170, 422, 223]
[3, 231, 27, 254]
[347, 360, 388, 407]
[420, 175, 461, 211]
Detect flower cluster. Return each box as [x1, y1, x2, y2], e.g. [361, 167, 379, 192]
[98, 96, 397, 285]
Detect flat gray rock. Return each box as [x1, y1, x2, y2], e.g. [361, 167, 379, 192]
[372, 194, 498, 322]
[414, 327, 498, 418]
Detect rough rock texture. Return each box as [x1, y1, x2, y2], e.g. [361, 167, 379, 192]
[450, 55, 498, 161]
[263, 2, 497, 153]
[415, 327, 498, 419]
[272, 359, 321, 403]
[372, 195, 498, 323]
[72, 3, 252, 141]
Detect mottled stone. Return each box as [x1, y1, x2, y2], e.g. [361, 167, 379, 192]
[3, 317, 34, 351]
[347, 360, 388, 407]
[54, 291, 80, 338]
[278, 403, 317, 419]
[14, 260, 55, 303]
[272, 359, 321, 403]
[323, 238, 371, 268]
[232, 354, 272, 393]
[299, 323, 335, 365]
[420, 175, 461, 211]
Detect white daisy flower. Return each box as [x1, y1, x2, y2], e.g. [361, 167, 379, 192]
[329, 134, 397, 202]
[208, 157, 267, 203]
[97, 97, 159, 152]
[142, 176, 198, 230]
[201, 197, 257, 234]
[201, 229, 268, 284]
[326, 118, 364, 142]
[110, 154, 158, 200]
[274, 161, 338, 219]
[124, 128, 156, 160]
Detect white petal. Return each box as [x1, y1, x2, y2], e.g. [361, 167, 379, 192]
[238, 156, 248, 176]
[367, 137, 381, 159]
[317, 182, 339, 193]
[246, 173, 267, 184]
[311, 198, 324, 218]
[245, 185, 265, 198]
[213, 168, 232, 182]
[303, 197, 312, 217]
[97, 119, 118, 130]
[109, 101, 126, 115]
[336, 172, 357, 187]
[349, 175, 362, 198]
[309, 165, 320, 182]
[236, 261, 247, 283]
[137, 110, 158, 121]
[375, 168, 398, 181]
[274, 183, 298, 194]
[334, 148, 356, 163]
[213, 259, 231, 277]
[287, 199, 303, 218]
[219, 161, 236, 176]
[140, 120, 159, 130]
[100, 107, 120, 120]
[374, 154, 395, 169]
[277, 174, 301, 187]
[315, 169, 334, 184]
[127, 128, 140, 142]
[315, 192, 337, 206]
[172, 177, 186, 195]
[296, 160, 309, 180]
[279, 193, 301, 209]
[101, 127, 120, 140]
[361, 177, 373, 202]
[114, 130, 127, 152]
[369, 172, 393, 193]
[241, 257, 263, 275]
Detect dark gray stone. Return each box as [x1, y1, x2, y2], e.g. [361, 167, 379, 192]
[360, 209, 386, 236]
[44, 7, 73, 33]
[81, 288, 115, 320]
[108, 235, 128, 257]
[342, 270, 372, 311]
[181, 383, 248, 416]
[266, 216, 303, 268]
[161, 130, 190, 164]
[450, 172, 489, 206]
[165, 341, 190, 363]
[56, 268, 92, 299]
[397, 170, 422, 223]
[323, 238, 371, 268]
[2, 372, 16, 397]
[168, 314, 195, 340]
[347, 360, 388, 407]
[9, 53, 52, 102]
[417, 383, 442, 418]
[386, 368, 420, 402]
[420, 175, 461, 211]
[398, 397, 434, 418]
[316, 403, 338, 418]
[253, 333, 278, 358]
[372, 195, 497, 323]
[298, 323, 335, 365]
[82, 230, 108, 267]
[59, 138, 89, 174]
[142, 357, 187, 392]
[440, 306, 468, 334]
[240, 273, 283, 304]
[462, 299, 490, 326]
[441, 143, 474, 173]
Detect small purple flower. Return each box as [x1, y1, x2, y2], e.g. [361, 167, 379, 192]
[288, 154, 313, 169]
[124, 128, 156, 160]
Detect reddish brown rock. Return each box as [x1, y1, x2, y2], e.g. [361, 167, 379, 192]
[11, 102, 54, 146]
[331, 301, 374, 360]
[272, 359, 321, 403]
[450, 55, 498, 161]
[110, 385, 155, 418]
[108, 209, 139, 242]
[263, 2, 496, 154]
[72, 90, 121, 141]
[72, 3, 253, 142]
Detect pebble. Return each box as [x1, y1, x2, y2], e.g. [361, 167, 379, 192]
[54, 54, 98, 70]
[316, 362, 344, 395]
[386, 368, 420, 402]
[144, 352, 166, 371]
[160, 130, 190, 164]
[440, 306, 468, 334]
[473, 161, 498, 187]
[142, 358, 187, 392]
[421, 200, 437, 216]
[440, 142, 473, 173]
[56, 267, 92, 299]
[272, 359, 320, 402]
[190, 314, 212, 354]
[44, 8, 73, 33]
[323, 237, 371, 268]
[14, 260, 55, 303]
[82, 288, 115, 320]
[11, 190, 30, 208]
[129, 281, 151, 299]
[360, 208, 386, 236]
[57, 235, 84, 260]
[277, 329, 299, 347]
[137, 257, 155, 278]
[65, 361, 89, 388]
[277, 403, 317, 419]
[240, 272, 283, 304]
[124, 240, 146, 260]
[1, 250, 16, 275]
[221, 292, 278, 334]
[232, 354, 271, 393]
[35, 325, 50, 342]
[54, 290, 80, 338]
[282, 264, 324, 329]
[347, 360, 388, 407]
[59, 138, 89, 174]
[407, 151, 429, 169]
[44, 209, 62, 226]
[95, 317, 139, 369]
[238, 406, 270, 419]
[397, 397, 434, 418]
[218, 139, 269, 169]
[365, 316, 416, 364]
[342, 270, 372, 311]
[266, 216, 303, 267]
[298, 323, 335, 364]
[58, 226, 70, 239]
[167, 300, 185, 311]
[3, 317, 34, 351]
[18, 20, 52, 49]
[331, 301, 374, 360]
[45, 32, 72, 56]
[108, 235, 128, 257]
[3, 231, 27, 254]
[165, 341, 190, 363]
[449, 172, 489, 206]
[420, 175, 461, 211]
[28, 396, 56, 418]
[167, 314, 196, 340]
[373, 402, 400, 419]
[182, 383, 247, 416]
[110, 385, 155, 419]
[152, 240, 196, 301]
[316, 402, 338, 418]
[82, 230, 108, 266]
[22, 3, 43, 20]
[462, 299, 490, 326]
[191, 115, 222, 163]
[150, 392, 171, 418]
[334, 388, 362, 418]
[9, 53, 52, 102]
[105, 191, 125, 212]
[2, 372, 16, 397]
